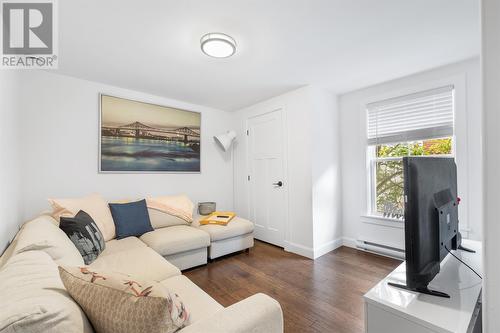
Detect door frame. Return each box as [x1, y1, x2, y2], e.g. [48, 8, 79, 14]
[245, 107, 290, 247]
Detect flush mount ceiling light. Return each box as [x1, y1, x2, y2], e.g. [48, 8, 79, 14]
[200, 33, 236, 58]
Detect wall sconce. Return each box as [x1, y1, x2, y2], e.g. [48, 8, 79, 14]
[214, 130, 237, 151]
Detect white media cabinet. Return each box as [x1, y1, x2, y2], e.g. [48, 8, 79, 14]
[364, 239, 482, 333]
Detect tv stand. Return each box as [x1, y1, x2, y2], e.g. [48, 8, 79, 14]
[387, 282, 450, 298]
[458, 245, 476, 253]
[457, 231, 476, 253]
[364, 239, 482, 333]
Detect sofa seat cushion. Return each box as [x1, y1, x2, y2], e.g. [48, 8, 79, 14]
[140, 226, 210, 256]
[161, 275, 223, 325]
[100, 236, 147, 257]
[193, 216, 254, 242]
[0, 251, 93, 333]
[89, 247, 180, 281]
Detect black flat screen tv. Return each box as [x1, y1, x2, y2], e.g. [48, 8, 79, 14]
[388, 156, 463, 298]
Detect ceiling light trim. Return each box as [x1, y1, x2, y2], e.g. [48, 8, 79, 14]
[200, 32, 237, 58]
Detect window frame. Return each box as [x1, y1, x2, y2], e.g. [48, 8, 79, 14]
[363, 83, 460, 224]
[359, 73, 470, 237]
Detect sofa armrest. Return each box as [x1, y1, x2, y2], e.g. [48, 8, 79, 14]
[179, 293, 283, 333]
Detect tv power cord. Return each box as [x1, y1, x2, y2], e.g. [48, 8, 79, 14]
[445, 246, 482, 280]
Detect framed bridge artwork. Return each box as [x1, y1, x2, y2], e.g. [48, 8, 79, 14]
[99, 94, 201, 173]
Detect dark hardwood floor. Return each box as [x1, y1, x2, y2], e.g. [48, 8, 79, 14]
[184, 240, 401, 333]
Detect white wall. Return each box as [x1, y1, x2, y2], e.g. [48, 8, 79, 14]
[339, 58, 483, 250]
[311, 89, 343, 257]
[6, 71, 343, 260]
[17, 71, 234, 220]
[0, 72, 22, 251]
[481, 0, 499, 331]
[233, 86, 342, 258]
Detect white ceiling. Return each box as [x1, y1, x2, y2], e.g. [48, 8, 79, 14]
[56, 0, 480, 111]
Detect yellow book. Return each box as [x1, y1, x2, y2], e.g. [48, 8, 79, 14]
[199, 211, 236, 226]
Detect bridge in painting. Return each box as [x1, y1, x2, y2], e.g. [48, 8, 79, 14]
[102, 121, 200, 143]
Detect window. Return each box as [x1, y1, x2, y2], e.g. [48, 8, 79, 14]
[367, 86, 455, 220]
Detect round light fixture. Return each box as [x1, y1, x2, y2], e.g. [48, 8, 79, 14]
[200, 33, 236, 58]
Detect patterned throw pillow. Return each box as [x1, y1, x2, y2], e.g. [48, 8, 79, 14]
[59, 266, 189, 333]
[60, 210, 106, 265]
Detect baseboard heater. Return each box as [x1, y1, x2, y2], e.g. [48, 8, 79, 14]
[356, 239, 405, 260]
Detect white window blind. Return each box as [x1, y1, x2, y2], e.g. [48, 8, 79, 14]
[367, 85, 454, 145]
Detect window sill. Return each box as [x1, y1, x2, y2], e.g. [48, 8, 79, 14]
[361, 215, 404, 229]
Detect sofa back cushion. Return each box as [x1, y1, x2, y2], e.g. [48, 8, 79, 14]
[0, 238, 18, 269]
[13, 215, 84, 266]
[0, 251, 93, 333]
[49, 193, 116, 241]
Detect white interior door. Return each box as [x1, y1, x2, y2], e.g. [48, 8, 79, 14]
[247, 109, 286, 247]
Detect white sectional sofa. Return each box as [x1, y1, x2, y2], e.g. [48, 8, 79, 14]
[0, 215, 283, 333]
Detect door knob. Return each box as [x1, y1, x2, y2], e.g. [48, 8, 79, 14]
[273, 181, 283, 187]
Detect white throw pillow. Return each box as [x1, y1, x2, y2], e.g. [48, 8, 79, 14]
[49, 193, 116, 241]
[0, 251, 93, 333]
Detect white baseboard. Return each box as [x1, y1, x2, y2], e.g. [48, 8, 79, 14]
[286, 237, 404, 260]
[313, 238, 343, 259]
[284, 241, 315, 259]
[342, 237, 357, 249]
[284, 238, 344, 259]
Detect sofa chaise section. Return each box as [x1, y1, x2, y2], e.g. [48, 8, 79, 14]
[179, 293, 283, 333]
[140, 225, 211, 270]
[161, 275, 224, 323]
[194, 216, 255, 259]
[161, 275, 283, 333]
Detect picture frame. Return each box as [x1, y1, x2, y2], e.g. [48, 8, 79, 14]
[98, 94, 201, 173]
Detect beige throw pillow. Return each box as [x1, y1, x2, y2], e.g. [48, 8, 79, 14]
[148, 208, 190, 229]
[146, 195, 194, 224]
[59, 266, 189, 333]
[49, 193, 116, 241]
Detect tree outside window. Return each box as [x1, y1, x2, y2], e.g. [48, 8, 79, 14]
[372, 137, 453, 219]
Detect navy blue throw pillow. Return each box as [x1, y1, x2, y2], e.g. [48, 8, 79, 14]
[108, 199, 153, 239]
